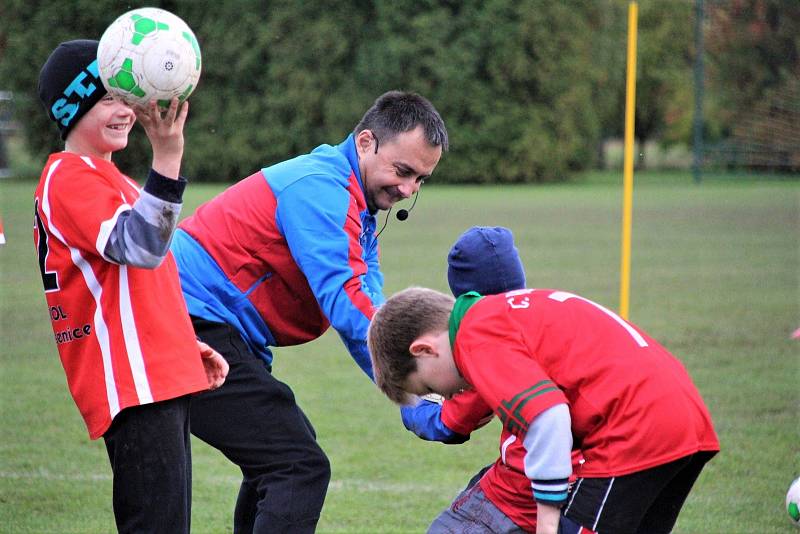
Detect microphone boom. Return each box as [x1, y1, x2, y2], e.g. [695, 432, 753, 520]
[396, 189, 420, 221]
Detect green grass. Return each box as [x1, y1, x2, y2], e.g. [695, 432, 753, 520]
[1, 172, 798, 533]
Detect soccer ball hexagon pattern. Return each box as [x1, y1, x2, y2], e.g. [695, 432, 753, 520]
[98, 7, 201, 107]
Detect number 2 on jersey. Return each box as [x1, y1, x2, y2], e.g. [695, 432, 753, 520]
[34, 200, 59, 292]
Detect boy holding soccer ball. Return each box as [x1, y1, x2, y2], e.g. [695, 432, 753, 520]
[369, 279, 719, 533]
[34, 39, 227, 533]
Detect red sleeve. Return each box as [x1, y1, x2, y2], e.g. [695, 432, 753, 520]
[454, 307, 567, 437]
[440, 389, 493, 436]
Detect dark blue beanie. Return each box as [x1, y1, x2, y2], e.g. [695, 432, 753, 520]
[38, 40, 107, 140]
[447, 226, 526, 297]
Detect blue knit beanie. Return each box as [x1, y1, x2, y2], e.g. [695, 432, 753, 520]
[447, 226, 526, 297]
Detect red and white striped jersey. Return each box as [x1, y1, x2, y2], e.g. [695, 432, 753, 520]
[33, 152, 208, 439]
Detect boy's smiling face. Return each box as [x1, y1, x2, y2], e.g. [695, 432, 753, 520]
[404, 330, 469, 400]
[66, 94, 136, 158]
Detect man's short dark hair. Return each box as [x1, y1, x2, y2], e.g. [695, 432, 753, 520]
[354, 91, 448, 151]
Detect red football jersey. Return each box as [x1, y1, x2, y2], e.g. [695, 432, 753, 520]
[33, 152, 208, 439]
[453, 289, 719, 478]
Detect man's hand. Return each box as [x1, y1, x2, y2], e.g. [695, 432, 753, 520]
[197, 340, 228, 390]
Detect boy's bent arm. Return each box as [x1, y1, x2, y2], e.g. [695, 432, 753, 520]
[41, 158, 183, 269]
[104, 98, 190, 267]
[523, 403, 573, 534]
[103, 169, 186, 267]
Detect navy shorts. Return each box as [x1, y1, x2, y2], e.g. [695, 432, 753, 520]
[561, 451, 716, 534]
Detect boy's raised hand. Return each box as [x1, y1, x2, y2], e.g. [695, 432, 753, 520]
[134, 97, 189, 179]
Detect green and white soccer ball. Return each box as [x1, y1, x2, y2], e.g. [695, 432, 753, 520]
[788, 476, 800, 527]
[98, 7, 201, 107]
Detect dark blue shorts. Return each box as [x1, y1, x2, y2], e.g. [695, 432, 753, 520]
[561, 451, 716, 534]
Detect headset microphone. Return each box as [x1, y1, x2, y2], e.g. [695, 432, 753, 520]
[396, 189, 420, 221]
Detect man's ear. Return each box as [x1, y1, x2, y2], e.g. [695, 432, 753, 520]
[409, 334, 438, 359]
[355, 129, 374, 155]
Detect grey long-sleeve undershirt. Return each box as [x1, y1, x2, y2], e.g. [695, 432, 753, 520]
[523, 403, 573, 505]
[103, 169, 187, 268]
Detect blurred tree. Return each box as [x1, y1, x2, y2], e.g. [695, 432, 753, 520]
[635, 0, 695, 163]
[367, 0, 610, 182]
[703, 0, 799, 170]
[179, 0, 374, 180]
[594, 1, 695, 169]
[584, 3, 627, 169]
[706, 0, 798, 119]
[4, 0, 753, 181]
[0, 0, 115, 166]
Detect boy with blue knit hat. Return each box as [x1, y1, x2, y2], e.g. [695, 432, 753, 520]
[447, 225, 527, 297]
[403, 226, 580, 533]
[401, 226, 525, 445]
[370, 236, 720, 534]
[34, 39, 227, 533]
[368, 249, 719, 534]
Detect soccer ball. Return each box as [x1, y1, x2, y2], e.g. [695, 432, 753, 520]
[788, 476, 800, 527]
[420, 393, 445, 405]
[97, 7, 201, 107]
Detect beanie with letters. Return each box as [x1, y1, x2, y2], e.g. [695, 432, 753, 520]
[447, 226, 526, 297]
[38, 40, 107, 140]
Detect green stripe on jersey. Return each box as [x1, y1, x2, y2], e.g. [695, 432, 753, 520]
[499, 380, 558, 434]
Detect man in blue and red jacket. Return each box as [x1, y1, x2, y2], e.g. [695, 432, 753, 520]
[170, 91, 447, 533]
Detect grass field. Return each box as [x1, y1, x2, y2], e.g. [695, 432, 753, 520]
[1, 171, 797, 533]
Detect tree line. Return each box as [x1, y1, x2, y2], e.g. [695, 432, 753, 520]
[1, 0, 796, 182]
